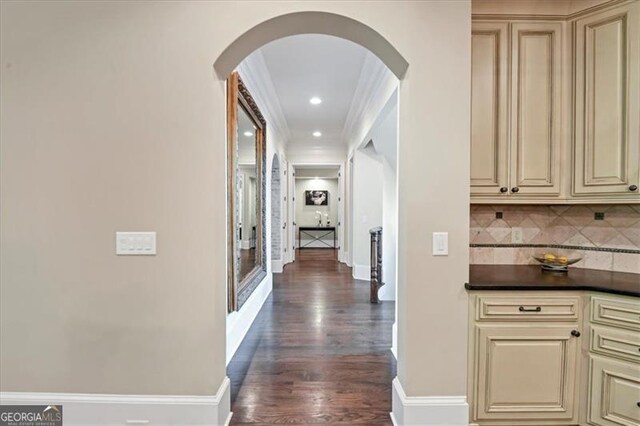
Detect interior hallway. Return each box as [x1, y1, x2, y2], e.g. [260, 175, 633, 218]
[227, 249, 396, 425]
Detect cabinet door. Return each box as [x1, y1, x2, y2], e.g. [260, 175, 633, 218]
[471, 22, 509, 197]
[509, 22, 563, 197]
[472, 325, 579, 422]
[573, 2, 640, 198]
[588, 355, 640, 426]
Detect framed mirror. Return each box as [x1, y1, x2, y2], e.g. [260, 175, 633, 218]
[227, 72, 267, 312]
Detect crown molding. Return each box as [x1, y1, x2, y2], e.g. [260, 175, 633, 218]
[341, 52, 398, 155]
[472, 0, 628, 21]
[237, 51, 291, 148]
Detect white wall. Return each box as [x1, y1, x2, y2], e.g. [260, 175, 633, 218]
[351, 148, 383, 280]
[295, 178, 339, 249]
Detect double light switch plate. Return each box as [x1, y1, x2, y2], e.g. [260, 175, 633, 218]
[116, 232, 156, 255]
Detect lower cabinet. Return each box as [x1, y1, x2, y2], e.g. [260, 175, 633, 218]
[588, 355, 640, 426]
[473, 325, 580, 422]
[468, 292, 582, 425]
[468, 292, 640, 426]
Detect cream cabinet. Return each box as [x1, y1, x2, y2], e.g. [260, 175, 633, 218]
[471, 21, 563, 200]
[468, 291, 640, 426]
[471, 0, 640, 204]
[573, 1, 640, 200]
[468, 293, 582, 425]
[471, 23, 509, 196]
[587, 295, 640, 426]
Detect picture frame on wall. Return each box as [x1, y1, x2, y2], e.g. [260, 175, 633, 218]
[305, 190, 328, 206]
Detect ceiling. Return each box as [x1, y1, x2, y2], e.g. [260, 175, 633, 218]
[245, 34, 371, 153]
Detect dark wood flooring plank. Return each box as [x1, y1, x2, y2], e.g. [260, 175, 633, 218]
[227, 249, 395, 425]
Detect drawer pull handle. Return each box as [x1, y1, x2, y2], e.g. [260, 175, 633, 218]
[571, 329, 581, 337]
[519, 306, 541, 312]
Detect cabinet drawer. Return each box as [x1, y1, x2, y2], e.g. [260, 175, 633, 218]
[591, 325, 640, 364]
[591, 296, 640, 332]
[588, 355, 640, 426]
[477, 296, 580, 321]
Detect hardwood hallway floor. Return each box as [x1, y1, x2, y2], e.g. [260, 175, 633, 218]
[227, 249, 396, 425]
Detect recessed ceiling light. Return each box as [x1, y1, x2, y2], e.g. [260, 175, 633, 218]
[312, 131, 322, 137]
[309, 97, 322, 105]
[243, 131, 253, 137]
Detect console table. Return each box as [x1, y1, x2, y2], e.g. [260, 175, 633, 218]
[298, 226, 337, 250]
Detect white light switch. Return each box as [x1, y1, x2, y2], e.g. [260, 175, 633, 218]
[432, 232, 448, 256]
[116, 232, 156, 255]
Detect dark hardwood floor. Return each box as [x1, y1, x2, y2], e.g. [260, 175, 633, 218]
[227, 249, 396, 425]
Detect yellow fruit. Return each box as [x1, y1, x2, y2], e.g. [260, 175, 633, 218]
[557, 256, 568, 264]
[544, 253, 557, 262]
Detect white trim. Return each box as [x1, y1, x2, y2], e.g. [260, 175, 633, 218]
[226, 275, 272, 365]
[391, 377, 468, 426]
[0, 378, 232, 426]
[352, 263, 370, 281]
[237, 51, 290, 145]
[271, 259, 283, 273]
[342, 52, 398, 154]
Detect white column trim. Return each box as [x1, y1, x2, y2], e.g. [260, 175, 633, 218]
[0, 377, 232, 426]
[391, 377, 468, 425]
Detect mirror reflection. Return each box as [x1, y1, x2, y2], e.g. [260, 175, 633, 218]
[237, 105, 259, 284]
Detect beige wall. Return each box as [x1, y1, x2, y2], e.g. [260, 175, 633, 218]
[1, 0, 471, 398]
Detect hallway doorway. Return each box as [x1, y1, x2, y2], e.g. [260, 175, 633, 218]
[293, 165, 342, 262]
[225, 26, 401, 426]
[227, 249, 396, 424]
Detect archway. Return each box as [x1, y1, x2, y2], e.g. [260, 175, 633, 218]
[219, 10, 413, 426]
[270, 153, 283, 273]
[214, 11, 408, 80]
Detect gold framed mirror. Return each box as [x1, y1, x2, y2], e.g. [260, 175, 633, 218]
[227, 72, 267, 312]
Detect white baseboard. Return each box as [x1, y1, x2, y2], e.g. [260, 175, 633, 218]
[226, 274, 272, 365]
[271, 259, 283, 273]
[352, 263, 370, 281]
[0, 377, 232, 426]
[391, 377, 468, 426]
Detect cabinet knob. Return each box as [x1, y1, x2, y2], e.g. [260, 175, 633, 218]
[630, 185, 638, 192]
[571, 329, 581, 337]
[500, 187, 508, 193]
[511, 187, 520, 193]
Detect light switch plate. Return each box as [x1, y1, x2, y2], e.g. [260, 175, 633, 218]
[432, 232, 448, 256]
[116, 232, 156, 255]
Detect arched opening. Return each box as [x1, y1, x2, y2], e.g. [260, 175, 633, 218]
[270, 153, 283, 272]
[221, 12, 406, 425]
[214, 11, 408, 80]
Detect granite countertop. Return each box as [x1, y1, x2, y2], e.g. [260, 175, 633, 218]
[466, 265, 640, 297]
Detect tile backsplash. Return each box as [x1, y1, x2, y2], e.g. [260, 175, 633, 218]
[470, 204, 640, 274]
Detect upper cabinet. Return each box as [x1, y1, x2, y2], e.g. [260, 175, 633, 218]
[471, 0, 640, 204]
[471, 23, 509, 196]
[509, 22, 562, 197]
[573, 1, 640, 199]
[471, 21, 563, 200]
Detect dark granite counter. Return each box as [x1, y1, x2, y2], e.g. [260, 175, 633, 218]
[466, 265, 640, 297]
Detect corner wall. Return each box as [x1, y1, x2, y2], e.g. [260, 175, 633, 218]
[1, 1, 471, 424]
